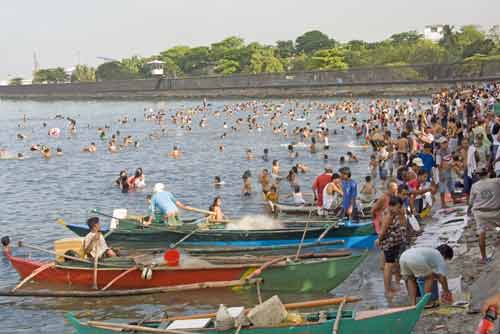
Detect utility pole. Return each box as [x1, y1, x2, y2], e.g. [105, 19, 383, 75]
[33, 51, 39, 76]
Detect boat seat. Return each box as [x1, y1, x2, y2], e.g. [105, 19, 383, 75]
[166, 318, 212, 330]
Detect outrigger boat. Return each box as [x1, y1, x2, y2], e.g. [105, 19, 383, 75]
[3, 240, 368, 293]
[63, 219, 377, 250]
[66, 294, 430, 334]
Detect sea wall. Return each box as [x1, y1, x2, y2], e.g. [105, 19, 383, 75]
[1, 61, 500, 99]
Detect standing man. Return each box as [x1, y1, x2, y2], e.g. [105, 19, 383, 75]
[468, 169, 500, 264]
[312, 167, 333, 210]
[339, 167, 358, 219]
[399, 245, 454, 306]
[150, 183, 195, 226]
[436, 137, 454, 208]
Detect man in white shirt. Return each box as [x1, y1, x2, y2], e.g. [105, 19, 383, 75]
[83, 217, 116, 259]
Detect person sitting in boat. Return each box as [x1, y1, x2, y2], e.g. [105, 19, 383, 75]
[208, 196, 225, 222]
[150, 183, 193, 226]
[83, 217, 116, 259]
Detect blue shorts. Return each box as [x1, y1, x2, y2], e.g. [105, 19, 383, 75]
[439, 170, 454, 194]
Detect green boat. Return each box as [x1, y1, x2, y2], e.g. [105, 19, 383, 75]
[66, 294, 430, 334]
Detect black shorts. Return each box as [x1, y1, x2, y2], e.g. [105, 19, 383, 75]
[383, 246, 401, 263]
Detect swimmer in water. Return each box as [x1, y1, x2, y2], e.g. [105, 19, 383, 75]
[83, 143, 97, 153]
[262, 148, 269, 161]
[213, 176, 224, 187]
[245, 149, 254, 160]
[339, 156, 346, 164]
[108, 140, 118, 153]
[56, 147, 63, 156]
[169, 145, 182, 158]
[242, 170, 253, 196]
[41, 146, 51, 159]
[347, 151, 359, 162]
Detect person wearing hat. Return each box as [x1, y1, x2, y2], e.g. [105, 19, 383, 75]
[149, 183, 193, 226]
[83, 217, 116, 259]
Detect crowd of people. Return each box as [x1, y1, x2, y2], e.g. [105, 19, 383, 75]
[3, 81, 500, 314]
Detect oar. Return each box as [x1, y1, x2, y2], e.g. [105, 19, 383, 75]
[169, 225, 203, 249]
[185, 206, 215, 216]
[17, 241, 103, 266]
[87, 321, 201, 334]
[316, 223, 338, 243]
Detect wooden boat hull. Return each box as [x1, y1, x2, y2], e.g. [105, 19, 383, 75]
[5, 250, 367, 292]
[65, 221, 377, 250]
[66, 294, 429, 334]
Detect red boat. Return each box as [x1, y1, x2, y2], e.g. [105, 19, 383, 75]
[3, 245, 367, 293]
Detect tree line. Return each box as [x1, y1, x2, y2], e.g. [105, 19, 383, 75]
[11, 25, 500, 85]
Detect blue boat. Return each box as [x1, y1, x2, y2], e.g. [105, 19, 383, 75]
[64, 219, 377, 250]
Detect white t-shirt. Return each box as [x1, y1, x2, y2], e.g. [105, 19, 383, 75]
[84, 232, 109, 259]
[495, 147, 500, 173]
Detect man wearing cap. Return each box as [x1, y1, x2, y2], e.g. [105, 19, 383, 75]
[83, 217, 116, 259]
[150, 183, 193, 226]
[436, 137, 454, 208]
[408, 157, 424, 181]
[468, 169, 500, 264]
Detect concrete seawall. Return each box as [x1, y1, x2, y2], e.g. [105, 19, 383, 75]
[1, 62, 500, 100]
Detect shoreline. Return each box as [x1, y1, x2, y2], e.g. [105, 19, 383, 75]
[1, 78, 498, 101]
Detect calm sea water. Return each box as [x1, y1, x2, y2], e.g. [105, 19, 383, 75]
[0, 98, 423, 333]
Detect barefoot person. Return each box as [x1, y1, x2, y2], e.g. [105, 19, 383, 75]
[467, 168, 500, 264]
[399, 244, 454, 306]
[376, 196, 406, 297]
[209, 196, 225, 222]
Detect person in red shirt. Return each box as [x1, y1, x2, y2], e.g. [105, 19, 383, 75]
[312, 167, 333, 207]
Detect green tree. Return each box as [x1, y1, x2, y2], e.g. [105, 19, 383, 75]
[247, 49, 284, 73]
[9, 77, 23, 85]
[33, 68, 68, 83]
[390, 31, 423, 44]
[211, 36, 245, 61]
[289, 53, 308, 72]
[71, 65, 96, 82]
[409, 40, 447, 64]
[121, 56, 146, 75]
[214, 59, 240, 75]
[179, 47, 211, 75]
[487, 25, 500, 44]
[96, 62, 140, 81]
[295, 30, 335, 54]
[307, 48, 348, 70]
[276, 40, 295, 58]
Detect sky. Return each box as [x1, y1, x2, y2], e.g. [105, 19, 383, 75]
[1, 0, 499, 79]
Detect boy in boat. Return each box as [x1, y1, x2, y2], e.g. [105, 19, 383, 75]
[83, 217, 116, 259]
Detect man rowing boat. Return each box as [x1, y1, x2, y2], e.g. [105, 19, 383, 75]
[149, 183, 196, 226]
